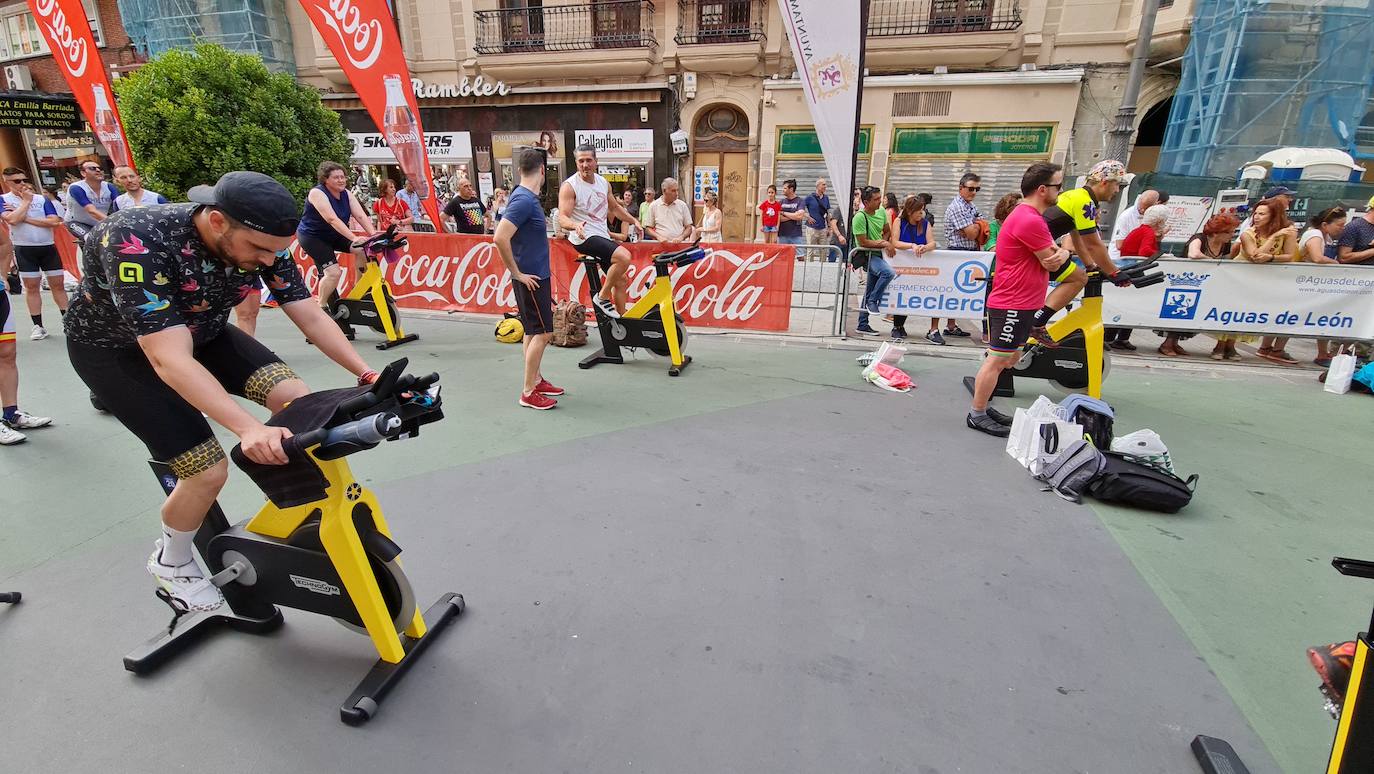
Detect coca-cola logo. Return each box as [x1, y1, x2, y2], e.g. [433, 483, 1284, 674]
[308, 0, 384, 70]
[32, 0, 88, 77]
[387, 130, 420, 146]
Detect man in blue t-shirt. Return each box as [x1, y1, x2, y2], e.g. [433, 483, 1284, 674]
[803, 178, 834, 248]
[494, 147, 564, 410]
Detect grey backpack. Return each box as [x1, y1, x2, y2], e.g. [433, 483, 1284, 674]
[1034, 438, 1106, 504]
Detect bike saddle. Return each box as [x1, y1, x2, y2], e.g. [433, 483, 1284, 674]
[653, 238, 707, 266]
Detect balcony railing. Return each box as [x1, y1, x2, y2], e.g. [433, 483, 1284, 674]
[675, 0, 765, 45]
[475, 1, 657, 54]
[868, 0, 1021, 36]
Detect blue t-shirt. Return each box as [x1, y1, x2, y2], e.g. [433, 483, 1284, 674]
[898, 218, 928, 246]
[503, 186, 548, 278]
[803, 193, 830, 230]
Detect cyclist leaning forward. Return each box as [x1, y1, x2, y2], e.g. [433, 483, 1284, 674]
[64, 172, 379, 611]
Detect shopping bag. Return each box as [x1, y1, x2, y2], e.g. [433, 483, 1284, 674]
[1006, 407, 1082, 475]
[864, 362, 915, 392]
[861, 341, 907, 378]
[1110, 429, 1176, 475]
[1325, 350, 1356, 394]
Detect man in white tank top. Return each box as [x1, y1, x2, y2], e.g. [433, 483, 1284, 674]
[558, 143, 643, 316]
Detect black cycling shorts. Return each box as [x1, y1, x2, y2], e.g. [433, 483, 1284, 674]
[575, 235, 620, 269]
[15, 244, 63, 277]
[511, 278, 553, 336]
[297, 230, 354, 271]
[68, 326, 299, 479]
[986, 307, 1036, 356]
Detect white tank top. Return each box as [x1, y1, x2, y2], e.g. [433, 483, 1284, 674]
[563, 172, 611, 244]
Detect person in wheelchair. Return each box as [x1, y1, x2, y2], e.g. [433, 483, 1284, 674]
[64, 172, 379, 612]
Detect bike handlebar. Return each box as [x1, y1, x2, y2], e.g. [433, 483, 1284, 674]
[653, 238, 706, 266]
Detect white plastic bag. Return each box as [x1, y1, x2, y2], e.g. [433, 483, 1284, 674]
[1111, 429, 1176, 475]
[861, 341, 907, 379]
[1006, 407, 1082, 475]
[1325, 350, 1356, 395]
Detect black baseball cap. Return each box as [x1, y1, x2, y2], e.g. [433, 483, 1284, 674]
[1262, 185, 1296, 199]
[188, 171, 300, 237]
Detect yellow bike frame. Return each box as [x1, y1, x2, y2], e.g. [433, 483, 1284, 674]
[622, 272, 687, 368]
[1037, 291, 1108, 399]
[343, 257, 411, 344]
[244, 444, 425, 664]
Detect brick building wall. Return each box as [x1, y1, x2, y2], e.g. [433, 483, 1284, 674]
[0, 0, 143, 95]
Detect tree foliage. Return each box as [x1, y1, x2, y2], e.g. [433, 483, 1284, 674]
[114, 43, 350, 202]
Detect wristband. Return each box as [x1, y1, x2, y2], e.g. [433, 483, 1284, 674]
[358, 369, 379, 386]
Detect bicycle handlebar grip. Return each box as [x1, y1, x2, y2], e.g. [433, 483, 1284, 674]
[282, 429, 329, 459]
[324, 413, 402, 448]
[1133, 272, 1166, 288]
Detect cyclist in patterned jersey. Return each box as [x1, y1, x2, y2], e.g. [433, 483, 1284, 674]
[558, 143, 645, 317]
[63, 172, 379, 612]
[1030, 159, 1133, 344]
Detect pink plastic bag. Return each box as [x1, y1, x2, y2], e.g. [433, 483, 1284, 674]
[867, 362, 914, 392]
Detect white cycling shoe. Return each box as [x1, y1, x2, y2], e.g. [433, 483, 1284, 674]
[146, 540, 224, 612]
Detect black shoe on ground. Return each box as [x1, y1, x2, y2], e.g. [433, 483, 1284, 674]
[985, 406, 1015, 426]
[944, 325, 972, 338]
[856, 324, 882, 337]
[967, 412, 1011, 437]
[890, 328, 907, 340]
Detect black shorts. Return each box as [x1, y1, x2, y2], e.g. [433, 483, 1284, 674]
[986, 308, 1036, 356]
[67, 326, 299, 479]
[15, 244, 63, 277]
[298, 230, 354, 270]
[512, 278, 553, 336]
[575, 235, 620, 269]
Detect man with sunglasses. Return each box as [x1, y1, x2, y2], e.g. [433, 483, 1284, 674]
[66, 161, 120, 232]
[64, 172, 378, 612]
[945, 173, 984, 251]
[2, 168, 66, 341]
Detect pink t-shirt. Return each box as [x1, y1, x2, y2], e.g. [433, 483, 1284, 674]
[987, 203, 1055, 310]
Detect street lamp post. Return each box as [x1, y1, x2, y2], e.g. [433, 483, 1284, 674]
[1100, 0, 1161, 237]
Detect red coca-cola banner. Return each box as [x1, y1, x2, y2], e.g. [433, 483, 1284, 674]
[298, 0, 445, 231]
[290, 237, 797, 331]
[27, 0, 133, 168]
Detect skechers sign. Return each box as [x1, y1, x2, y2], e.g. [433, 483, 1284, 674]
[349, 131, 473, 163]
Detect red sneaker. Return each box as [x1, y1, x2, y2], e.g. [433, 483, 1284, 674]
[535, 378, 565, 396]
[1309, 641, 1358, 705]
[519, 391, 557, 410]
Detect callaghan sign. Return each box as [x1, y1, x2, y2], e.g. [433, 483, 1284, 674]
[411, 76, 511, 99]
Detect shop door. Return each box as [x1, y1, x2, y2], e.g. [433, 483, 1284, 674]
[692, 105, 751, 242]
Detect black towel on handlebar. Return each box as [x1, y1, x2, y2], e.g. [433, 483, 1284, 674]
[230, 386, 373, 508]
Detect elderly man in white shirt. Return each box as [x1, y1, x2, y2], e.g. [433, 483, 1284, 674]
[1109, 189, 1163, 263]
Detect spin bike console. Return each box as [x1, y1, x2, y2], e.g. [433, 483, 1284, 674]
[124, 359, 463, 726]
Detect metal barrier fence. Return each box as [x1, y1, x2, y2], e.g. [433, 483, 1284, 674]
[785, 243, 847, 336]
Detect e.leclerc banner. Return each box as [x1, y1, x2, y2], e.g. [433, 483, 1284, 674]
[776, 0, 861, 201]
[298, 0, 445, 231]
[288, 237, 797, 332]
[27, 0, 134, 168]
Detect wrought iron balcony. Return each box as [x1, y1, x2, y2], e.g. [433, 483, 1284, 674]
[475, 1, 658, 54]
[675, 0, 765, 45]
[868, 0, 1022, 36]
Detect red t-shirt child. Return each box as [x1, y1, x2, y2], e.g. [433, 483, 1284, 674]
[987, 202, 1057, 311]
[759, 199, 781, 229]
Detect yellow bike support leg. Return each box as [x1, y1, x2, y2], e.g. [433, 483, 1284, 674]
[369, 281, 406, 342]
[358, 488, 427, 640]
[1329, 637, 1374, 773]
[318, 493, 408, 664]
[661, 294, 684, 367]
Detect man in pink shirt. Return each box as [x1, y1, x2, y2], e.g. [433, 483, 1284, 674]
[966, 162, 1076, 437]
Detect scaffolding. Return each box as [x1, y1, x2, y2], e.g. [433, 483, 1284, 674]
[1158, 0, 1374, 178]
[117, 0, 297, 73]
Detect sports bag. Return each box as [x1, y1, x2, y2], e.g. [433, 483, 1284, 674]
[1061, 395, 1115, 450]
[550, 299, 588, 347]
[1087, 451, 1198, 513]
[1034, 438, 1106, 504]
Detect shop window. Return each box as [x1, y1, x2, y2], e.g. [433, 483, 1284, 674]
[499, 0, 546, 52]
[0, 0, 104, 63]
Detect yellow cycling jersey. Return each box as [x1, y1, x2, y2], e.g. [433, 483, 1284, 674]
[1044, 186, 1100, 240]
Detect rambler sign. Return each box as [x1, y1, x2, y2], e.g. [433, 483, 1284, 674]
[574, 129, 654, 161]
[411, 76, 511, 99]
[350, 131, 473, 163]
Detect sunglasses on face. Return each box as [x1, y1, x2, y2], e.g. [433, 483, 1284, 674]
[7, 177, 30, 184]
[964, 186, 981, 192]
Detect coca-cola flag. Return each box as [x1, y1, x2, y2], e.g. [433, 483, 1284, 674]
[26, 0, 133, 168]
[299, 0, 446, 231]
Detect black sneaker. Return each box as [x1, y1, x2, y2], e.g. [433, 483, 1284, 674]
[1030, 325, 1060, 349]
[967, 412, 1011, 437]
[985, 406, 1015, 426]
[856, 324, 882, 337]
[925, 330, 947, 345]
[890, 328, 907, 340]
[944, 325, 972, 338]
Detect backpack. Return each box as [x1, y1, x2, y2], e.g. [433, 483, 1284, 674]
[1061, 395, 1115, 450]
[1087, 451, 1198, 513]
[1034, 438, 1107, 504]
[550, 299, 588, 347]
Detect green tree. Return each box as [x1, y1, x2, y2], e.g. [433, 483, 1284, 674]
[113, 43, 350, 202]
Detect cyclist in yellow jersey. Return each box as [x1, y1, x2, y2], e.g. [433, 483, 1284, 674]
[1029, 159, 1132, 344]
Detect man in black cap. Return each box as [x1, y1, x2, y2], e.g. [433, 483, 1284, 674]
[64, 171, 379, 613]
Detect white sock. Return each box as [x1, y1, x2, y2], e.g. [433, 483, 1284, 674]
[159, 524, 198, 567]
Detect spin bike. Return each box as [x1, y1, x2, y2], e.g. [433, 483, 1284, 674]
[123, 359, 464, 725]
[326, 224, 418, 350]
[578, 239, 706, 377]
[961, 259, 1164, 400]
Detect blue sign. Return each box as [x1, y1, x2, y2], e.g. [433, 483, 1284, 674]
[1160, 288, 1201, 320]
[953, 260, 989, 294]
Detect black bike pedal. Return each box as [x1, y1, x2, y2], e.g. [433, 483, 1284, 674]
[1191, 735, 1252, 774]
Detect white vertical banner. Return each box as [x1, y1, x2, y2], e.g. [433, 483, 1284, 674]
[776, 0, 863, 200]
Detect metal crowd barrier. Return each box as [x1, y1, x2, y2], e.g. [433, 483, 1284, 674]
[784, 242, 848, 336]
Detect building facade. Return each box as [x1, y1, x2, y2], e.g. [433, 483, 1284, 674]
[0, 0, 142, 188]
